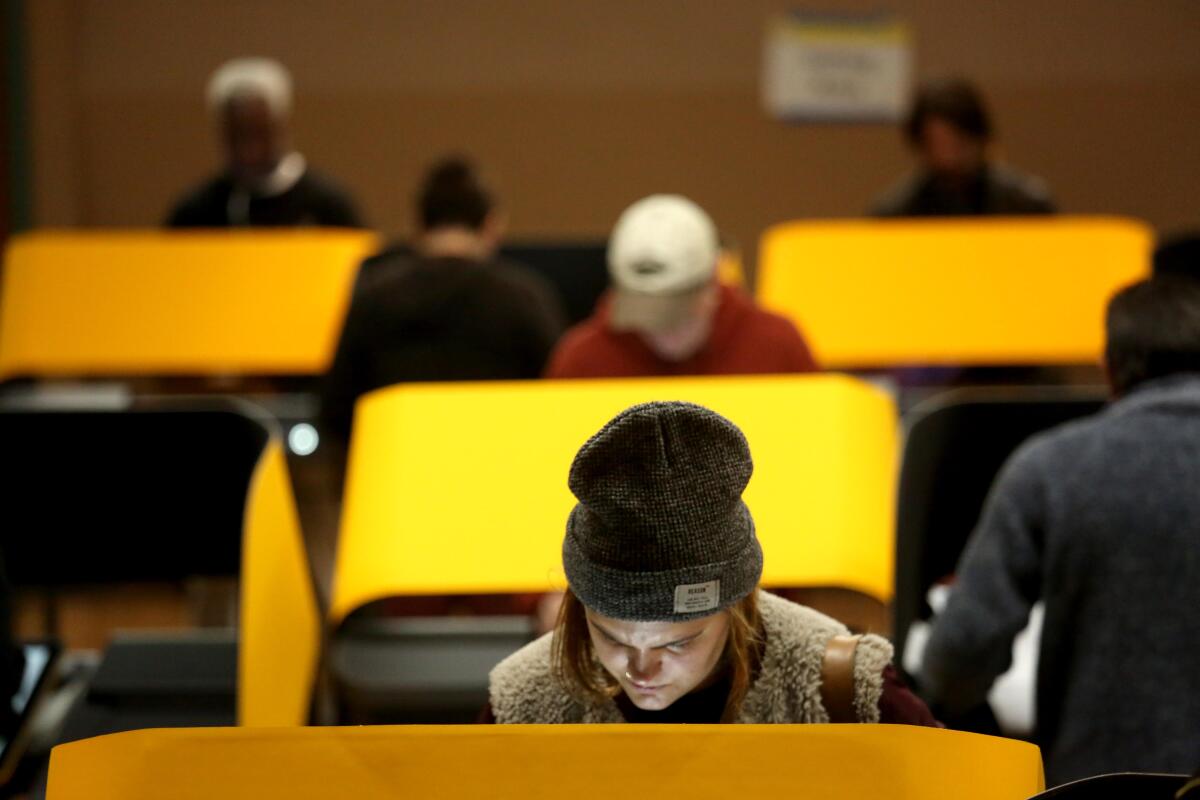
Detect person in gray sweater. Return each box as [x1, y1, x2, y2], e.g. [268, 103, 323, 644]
[921, 274, 1200, 785]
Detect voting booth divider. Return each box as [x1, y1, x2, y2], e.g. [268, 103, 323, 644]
[45, 724, 1045, 799]
[239, 439, 322, 727]
[331, 373, 899, 624]
[0, 229, 379, 378]
[0, 230, 736, 381]
[327, 373, 901, 724]
[757, 216, 1151, 369]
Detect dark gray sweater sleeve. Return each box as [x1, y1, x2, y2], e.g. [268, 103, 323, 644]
[920, 441, 1047, 714]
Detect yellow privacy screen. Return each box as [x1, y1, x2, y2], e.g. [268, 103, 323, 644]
[239, 441, 319, 728]
[331, 373, 897, 623]
[0, 229, 378, 377]
[758, 216, 1150, 368]
[47, 724, 1044, 799]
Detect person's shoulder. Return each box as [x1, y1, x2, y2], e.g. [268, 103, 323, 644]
[295, 166, 364, 226]
[752, 591, 894, 722]
[982, 411, 1107, 504]
[988, 163, 1056, 212]
[757, 590, 848, 652]
[488, 633, 583, 723]
[491, 631, 555, 687]
[296, 166, 355, 202]
[869, 172, 925, 217]
[360, 245, 417, 274]
[735, 291, 801, 335]
[1009, 410, 1107, 472]
[725, 289, 815, 356]
[758, 592, 892, 665]
[488, 257, 559, 299]
[166, 174, 233, 226]
[352, 247, 421, 293]
[544, 314, 623, 378]
[556, 313, 610, 351]
[481, 257, 569, 328]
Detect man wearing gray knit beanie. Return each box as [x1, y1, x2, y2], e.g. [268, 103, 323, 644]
[486, 401, 936, 726]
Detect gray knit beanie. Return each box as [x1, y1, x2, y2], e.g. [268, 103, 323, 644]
[562, 401, 763, 622]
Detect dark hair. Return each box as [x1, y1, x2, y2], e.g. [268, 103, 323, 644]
[904, 78, 993, 145]
[1153, 231, 1200, 280]
[417, 156, 493, 231]
[1105, 275, 1200, 395]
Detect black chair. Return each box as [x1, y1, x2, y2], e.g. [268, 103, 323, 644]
[0, 399, 288, 752]
[893, 387, 1107, 668]
[1027, 772, 1190, 799]
[499, 242, 609, 326]
[330, 614, 534, 724]
[0, 400, 269, 599]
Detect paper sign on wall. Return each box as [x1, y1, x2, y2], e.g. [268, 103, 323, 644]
[762, 11, 912, 122]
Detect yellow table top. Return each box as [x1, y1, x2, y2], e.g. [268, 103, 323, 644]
[0, 229, 378, 378]
[332, 374, 897, 623]
[757, 216, 1151, 368]
[46, 724, 1044, 799]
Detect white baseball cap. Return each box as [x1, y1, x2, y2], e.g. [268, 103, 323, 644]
[608, 195, 719, 333]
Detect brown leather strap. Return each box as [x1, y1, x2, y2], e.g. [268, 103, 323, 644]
[820, 634, 861, 723]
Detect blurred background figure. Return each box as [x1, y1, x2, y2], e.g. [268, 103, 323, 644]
[320, 156, 565, 451]
[872, 78, 1055, 217]
[920, 274, 1200, 785]
[546, 195, 817, 378]
[165, 57, 363, 228]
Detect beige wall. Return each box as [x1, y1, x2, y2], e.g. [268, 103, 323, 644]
[25, 1, 1200, 270]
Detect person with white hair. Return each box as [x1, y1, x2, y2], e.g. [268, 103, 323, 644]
[166, 57, 363, 227]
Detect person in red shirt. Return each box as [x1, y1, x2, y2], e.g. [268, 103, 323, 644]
[545, 195, 818, 378]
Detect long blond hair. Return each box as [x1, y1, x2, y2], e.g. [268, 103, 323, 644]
[550, 589, 763, 723]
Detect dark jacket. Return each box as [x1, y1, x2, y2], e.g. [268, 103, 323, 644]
[321, 250, 566, 445]
[166, 168, 363, 228]
[871, 163, 1055, 217]
[922, 375, 1200, 785]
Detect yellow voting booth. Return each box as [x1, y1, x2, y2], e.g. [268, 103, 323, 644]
[0, 229, 378, 378]
[239, 440, 320, 727]
[46, 724, 1044, 799]
[758, 216, 1151, 368]
[331, 374, 897, 625]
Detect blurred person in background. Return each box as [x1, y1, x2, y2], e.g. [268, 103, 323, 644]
[166, 57, 363, 228]
[546, 195, 818, 378]
[320, 156, 565, 451]
[319, 156, 565, 623]
[921, 275, 1200, 785]
[871, 78, 1055, 217]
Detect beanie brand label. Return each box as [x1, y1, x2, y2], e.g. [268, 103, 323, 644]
[674, 580, 720, 613]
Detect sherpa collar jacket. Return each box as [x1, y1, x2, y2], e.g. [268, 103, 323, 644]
[488, 590, 893, 724]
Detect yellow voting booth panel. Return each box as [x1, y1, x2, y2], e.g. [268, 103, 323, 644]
[0, 229, 378, 378]
[332, 374, 897, 624]
[758, 216, 1151, 368]
[240, 441, 320, 726]
[717, 246, 746, 288]
[46, 724, 1044, 799]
